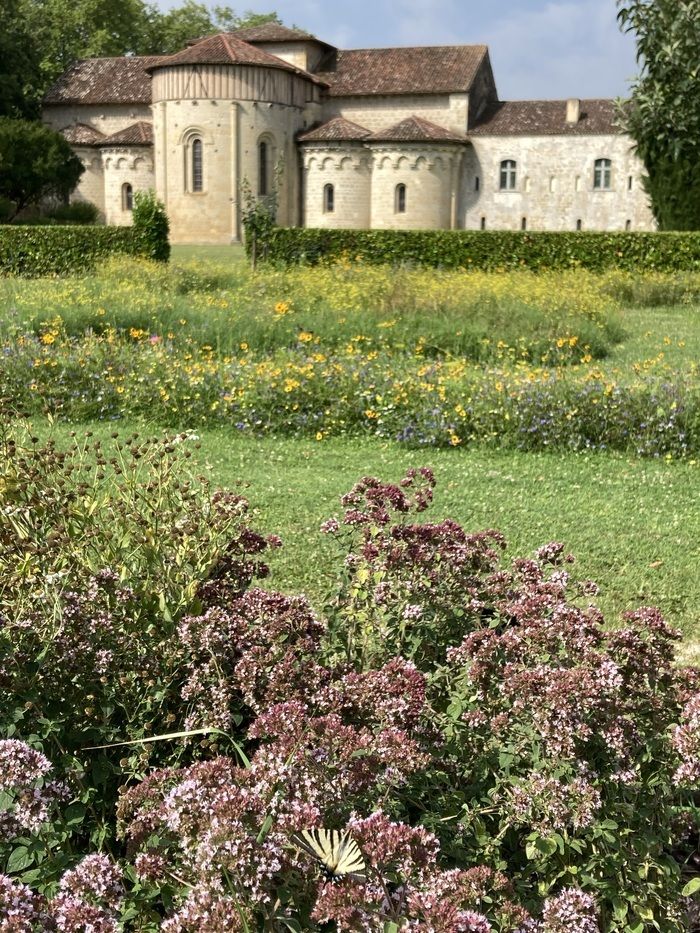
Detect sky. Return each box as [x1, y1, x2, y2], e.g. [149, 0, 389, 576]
[156, 0, 640, 100]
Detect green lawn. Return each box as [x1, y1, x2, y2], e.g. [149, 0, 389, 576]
[38, 421, 700, 661]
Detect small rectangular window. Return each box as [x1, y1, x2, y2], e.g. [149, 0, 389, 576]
[474, 177, 480, 192]
[521, 217, 527, 231]
[480, 217, 486, 230]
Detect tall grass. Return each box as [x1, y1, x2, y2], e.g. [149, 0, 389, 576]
[0, 255, 624, 364]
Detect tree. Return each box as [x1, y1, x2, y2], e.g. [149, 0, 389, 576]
[0, 0, 40, 119]
[144, 3, 282, 56]
[19, 0, 152, 89]
[0, 119, 84, 221]
[14, 0, 282, 99]
[617, 0, 700, 229]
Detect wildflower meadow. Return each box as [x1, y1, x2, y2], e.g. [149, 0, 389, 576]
[1, 248, 700, 931]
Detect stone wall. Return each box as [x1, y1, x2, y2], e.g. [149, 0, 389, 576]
[369, 146, 461, 230]
[102, 148, 155, 226]
[71, 148, 106, 219]
[462, 134, 655, 231]
[43, 104, 152, 138]
[325, 93, 469, 134]
[302, 144, 371, 228]
[151, 67, 320, 243]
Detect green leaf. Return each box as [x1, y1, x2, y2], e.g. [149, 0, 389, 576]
[682, 877, 700, 897]
[6, 846, 33, 873]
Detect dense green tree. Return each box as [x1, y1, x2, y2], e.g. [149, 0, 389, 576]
[145, 3, 281, 54]
[17, 0, 281, 93]
[0, 118, 84, 220]
[0, 0, 40, 118]
[617, 0, 700, 229]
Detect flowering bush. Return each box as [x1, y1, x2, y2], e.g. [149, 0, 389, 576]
[1, 447, 699, 931]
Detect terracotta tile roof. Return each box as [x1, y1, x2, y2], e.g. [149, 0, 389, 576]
[368, 116, 466, 143]
[232, 23, 321, 43]
[298, 116, 371, 142]
[148, 33, 327, 85]
[44, 56, 160, 105]
[100, 121, 153, 146]
[469, 99, 623, 136]
[318, 45, 488, 97]
[60, 123, 105, 146]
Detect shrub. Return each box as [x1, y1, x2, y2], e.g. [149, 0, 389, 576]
[44, 200, 100, 225]
[0, 419, 277, 871]
[263, 227, 700, 272]
[0, 225, 152, 276]
[132, 189, 170, 263]
[0, 445, 699, 930]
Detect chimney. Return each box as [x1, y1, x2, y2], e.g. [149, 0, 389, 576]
[566, 98, 581, 124]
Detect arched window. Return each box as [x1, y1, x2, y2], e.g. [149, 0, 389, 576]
[122, 183, 133, 212]
[625, 219, 632, 231]
[500, 159, 517, 190]
[323, 183, 335, 213]
[259, 141, 269, 196]
[192, 138, 203, 192]
[594, 158, 612, 190]
[395, 183, 407, 214]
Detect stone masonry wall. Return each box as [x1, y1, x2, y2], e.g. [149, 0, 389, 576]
[71, 148, 106, 218]
[43, 104, 152, 138]
[370, 146, 460, 230]
[462, 133, 656, 231]
[102, 148, 155, 225]
[302, 145, 371, 228]
[325, 93, 469, 134]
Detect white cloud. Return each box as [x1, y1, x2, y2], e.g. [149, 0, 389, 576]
[481, 0, 638, 98]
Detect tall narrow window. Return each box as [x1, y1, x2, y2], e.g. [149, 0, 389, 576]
[122, 183, 133, 211]
[576, 219, 582, 231]
[474, 176, 480, 192]
[480, 217, 486, 230]
[625, 219, 632, 231]
[628, 175, 633, 191]
[192, 138, 203, 192]
[259, 141, 269, 196]
[395, 183, 407, 213]
[594, 158, 612, 190]
[521, 217, 527, 231]
[323, 183, 334, 213]
[499, 159, 517, 190]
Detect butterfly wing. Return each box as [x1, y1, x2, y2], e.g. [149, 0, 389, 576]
[294, 828, 366, 879]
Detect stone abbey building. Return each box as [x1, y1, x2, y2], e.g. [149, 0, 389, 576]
[43, 23, 655, 244]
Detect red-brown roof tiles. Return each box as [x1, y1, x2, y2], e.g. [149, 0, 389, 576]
[368, 115, 466, 143]
[318, 46, 488, 97]
[44, 57, 160, 105]
[100, 121, 154, 146]
[59, 123, 105, 146]
[469, 99, 623, 136]
[148, 33, 327, 85]
[232, 23, 321, 43]
[298, 116, 371, 142]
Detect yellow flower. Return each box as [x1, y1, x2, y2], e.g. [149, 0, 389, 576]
[40, 333, 56, 345]
[315, 431, 324, 441]
[364, 409, 378, 419]
[299, 331, 313, 343]
[274, 301, 291, 315]
[449, 434, 462, 446]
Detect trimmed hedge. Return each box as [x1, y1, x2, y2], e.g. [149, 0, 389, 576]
[262, 228, 700, 272]
[0, 225, 161, 277]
